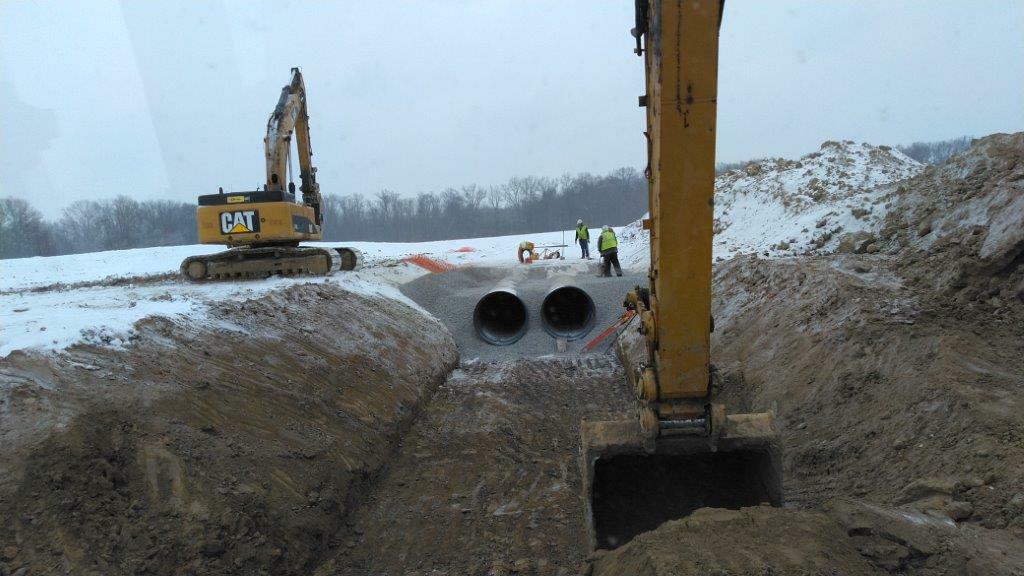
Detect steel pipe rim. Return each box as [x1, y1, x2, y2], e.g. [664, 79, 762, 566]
[540, 284, 596, 341]
[473, 289, 529, 345]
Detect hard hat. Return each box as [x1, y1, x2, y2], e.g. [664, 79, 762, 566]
[602, 225, 610, 231]
[577, 219, 583, 225]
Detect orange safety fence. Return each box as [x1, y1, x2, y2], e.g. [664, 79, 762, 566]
[402, 254, 456, 273]
[581, 310, 637, 352]
[453, 246, 476, 253]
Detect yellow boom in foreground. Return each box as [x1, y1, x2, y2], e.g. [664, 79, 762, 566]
[582, 0, 782, 550]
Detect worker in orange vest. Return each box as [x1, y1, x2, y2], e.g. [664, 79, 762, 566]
[517, 241, 536, 264]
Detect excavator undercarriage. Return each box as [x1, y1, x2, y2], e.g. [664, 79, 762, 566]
[181, 245, 360, 281]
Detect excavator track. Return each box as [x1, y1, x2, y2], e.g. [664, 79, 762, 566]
[181, 246, 361, 281]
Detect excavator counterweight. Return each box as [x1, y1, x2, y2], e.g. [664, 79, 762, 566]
[581, 0, 782, 550]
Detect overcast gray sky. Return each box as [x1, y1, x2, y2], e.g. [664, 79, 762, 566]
[2, 0, 1022, 217]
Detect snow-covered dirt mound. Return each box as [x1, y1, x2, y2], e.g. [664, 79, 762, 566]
[0, 283, 458, 576]
[618, 140, 924, 269]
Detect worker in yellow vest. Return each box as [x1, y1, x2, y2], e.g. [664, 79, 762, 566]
[575, 219, 592, 259]
[597, 225, 622, 277]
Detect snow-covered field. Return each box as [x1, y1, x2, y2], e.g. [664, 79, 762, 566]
[0, 229, 600, 357]
[1, 140, 925, 358]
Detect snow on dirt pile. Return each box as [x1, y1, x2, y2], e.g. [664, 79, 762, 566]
[0, 273, 419, 357]
[0, 283, 457, 576]
[617, 140, 923, 269]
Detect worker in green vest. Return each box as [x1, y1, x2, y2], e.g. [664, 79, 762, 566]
[575, 219, 591, 259]
[597, 225, 622, 277]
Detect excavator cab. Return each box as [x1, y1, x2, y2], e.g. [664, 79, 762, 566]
[581, 0, 782, 550]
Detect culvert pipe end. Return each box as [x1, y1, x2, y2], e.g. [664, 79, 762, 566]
[473, 290, 529, 346]
[541, 285, 596, 341]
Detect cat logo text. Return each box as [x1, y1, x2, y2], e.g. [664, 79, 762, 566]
[219, 210, 261, 235]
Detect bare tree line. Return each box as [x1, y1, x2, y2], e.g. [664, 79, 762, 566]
[1, 168, 646, 259]
[0, 197, 197, 259]
[0, 135, 974, 260]
[323, 168, 645, 242]
[895, 136, 973, 165]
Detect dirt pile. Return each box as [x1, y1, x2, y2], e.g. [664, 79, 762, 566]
[0, 283, 457, 576]
[883, 132, 1024, 306]
[711, 254, 1024, 531]
[588, 506, 879, 576]
[588, 499, 1024, 576]
[597, 133, 1024, 574]
[617, 140, 924, 269]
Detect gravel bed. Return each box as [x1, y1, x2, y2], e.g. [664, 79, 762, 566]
[400, 260, 643, 361]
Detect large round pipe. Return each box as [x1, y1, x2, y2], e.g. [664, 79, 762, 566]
[473, 289, 529, 345]
[541, 284, 596, 340]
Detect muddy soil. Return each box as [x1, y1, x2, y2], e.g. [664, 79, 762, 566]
[0, 283, 457, 576]
[590, 505, 881, 576]
[313, 356, 633, 576]
[590, 499, 1024, 576]
[711, 253, 1024, 530]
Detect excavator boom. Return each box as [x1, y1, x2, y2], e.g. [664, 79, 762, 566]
[265, 68, 322, 226]
[581, 0, 782, 550]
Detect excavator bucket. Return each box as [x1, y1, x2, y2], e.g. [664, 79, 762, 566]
[581, 416, 782, 550]
[580, 327, 782, 550]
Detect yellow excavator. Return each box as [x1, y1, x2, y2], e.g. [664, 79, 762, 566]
[181, 67, 359, 281]
[581, 0, 782, 549]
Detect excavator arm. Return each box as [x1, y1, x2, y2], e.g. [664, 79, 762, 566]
[581, 0, 782, 551]
[265, 67, 323, 225]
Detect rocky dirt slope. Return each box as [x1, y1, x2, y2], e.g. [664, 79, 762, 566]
[598, 134, 1024, 574]
[0, 284, 457, 576]
[885, 133, 1024, 304]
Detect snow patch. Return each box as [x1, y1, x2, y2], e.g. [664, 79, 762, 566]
[619, 141, 924, 269]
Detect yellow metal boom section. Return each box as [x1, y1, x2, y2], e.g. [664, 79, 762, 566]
[637, 0, 722, 410]
[579, 2, 781, 550]
[265, 67, 323, 225]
